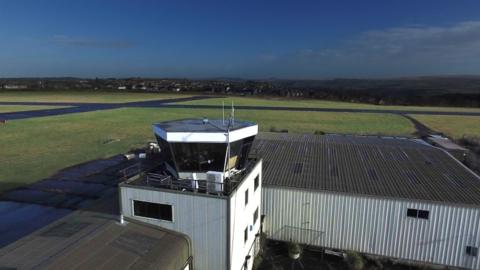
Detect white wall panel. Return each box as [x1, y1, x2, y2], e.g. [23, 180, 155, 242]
[121, 187, 227, 270]
[229, 161, 262, 270]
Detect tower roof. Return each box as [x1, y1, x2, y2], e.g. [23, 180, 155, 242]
[153, 119, 258, 143]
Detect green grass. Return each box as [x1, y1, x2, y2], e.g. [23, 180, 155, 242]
[0, 90, 191, 103]
[0, 107, 414, 191]
[234, 110, 414, 135]
[410, 115, 480, 139]
[178, 96, 480, 113]
[0, 105, 69, 113]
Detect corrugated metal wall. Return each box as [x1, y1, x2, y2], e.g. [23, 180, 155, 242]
[262, 186, 480, 269]
[120, 187, 228, 270]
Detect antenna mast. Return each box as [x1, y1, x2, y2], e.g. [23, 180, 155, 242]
[222, 101, 225, 126]
[231, 101, 235, 125]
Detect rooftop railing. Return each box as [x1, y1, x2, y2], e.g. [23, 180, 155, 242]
[126, 158, 259, 196]
[145, 173, 237, 196]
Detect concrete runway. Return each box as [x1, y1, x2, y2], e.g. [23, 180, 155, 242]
[0, 95, 213, 120]
[1, 95, 480, 121]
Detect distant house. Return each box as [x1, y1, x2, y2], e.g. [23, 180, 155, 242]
[132, 84, 147, 90]
[117, 86, 127, 90]
[3, 84, 27, 89]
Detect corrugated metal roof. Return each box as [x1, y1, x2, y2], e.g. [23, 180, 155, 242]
[253, 132, 480, 206]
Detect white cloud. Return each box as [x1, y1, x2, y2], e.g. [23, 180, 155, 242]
[53, 35, 135, 49]
[257, 21, 480, 78]
[352, 21, 480, 58]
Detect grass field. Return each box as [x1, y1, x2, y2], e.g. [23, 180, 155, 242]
[178, 96, 480, 113]
[2, 91, 479, 113]
[2, 90, 478, 192]
[0, 105, 69, 113]
[0, 90, 190, 103]
[0, 107, 414, 191]
[410, 115, 480, 139]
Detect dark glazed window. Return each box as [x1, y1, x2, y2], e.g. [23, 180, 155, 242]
[407, 208, 418, 218]
[466, 246, 478, 256]
[227, 136, 255, 170]
[407, 208, 429, 220]
[254, 175, 259, 191]
[245, 189, 249, 206]
[155, 135, 176, 171]
[418, 210, 429, 219]
[171, 143, 227, 172]
[253, 207, 259, 224]
[133, 200, 173, 221]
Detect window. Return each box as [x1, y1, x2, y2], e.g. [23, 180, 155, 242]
[245, 189, 249, 206]
[407, 208, 429, 220]
[466, 246, 479, 257]
[254, 175, 259, 191]
[133, 200, 173, 221]
[418, 210, 429, 219]
[407, 208, 418, 218]
[253, 207, 259, 225]
[228, 136, 255, 170]
[170, 142, 227, 172]
[244, 227, 248, 243]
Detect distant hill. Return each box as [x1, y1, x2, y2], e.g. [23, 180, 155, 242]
[1, 75, 479, 107]
[270, 76, 480, 94]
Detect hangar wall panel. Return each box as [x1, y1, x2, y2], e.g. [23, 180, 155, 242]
[262, 186, 480, 269]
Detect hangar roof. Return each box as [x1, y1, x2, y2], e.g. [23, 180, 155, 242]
[253, 132, 480, 206]
[0, 207, 191, 270]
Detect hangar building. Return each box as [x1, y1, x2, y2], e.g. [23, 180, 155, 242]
[256, 132, 480, 269]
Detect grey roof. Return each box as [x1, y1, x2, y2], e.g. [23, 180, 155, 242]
[427, 136, 468, 151]
[154, 118, 255, 133]
[253, 132, 480, 206]
[0, 198, 191, 270]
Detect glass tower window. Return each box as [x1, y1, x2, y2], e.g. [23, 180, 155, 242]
[171, 143, 227, 172]
[227, 136, 254, 170]
[157, 135, 256, 173]
[155, 135, 176, 172]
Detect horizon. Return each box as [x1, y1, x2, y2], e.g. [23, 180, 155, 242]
[1, 1, 480, 79]
[2, 74, 480, 81]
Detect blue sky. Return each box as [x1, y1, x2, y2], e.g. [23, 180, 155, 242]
[1, 0, 480, 79]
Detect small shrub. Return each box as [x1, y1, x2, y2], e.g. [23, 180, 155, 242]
[459, 136, 480, 154]
[287, 242, 302, 259]
[345, 251, 364, 270]
[269, 126, 288, 133]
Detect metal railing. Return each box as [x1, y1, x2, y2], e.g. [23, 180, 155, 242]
[273, 226, 325, 247]
[118, 163, 142, 180]
[127, 158, 260, 196]
[145, 173, 237, 195]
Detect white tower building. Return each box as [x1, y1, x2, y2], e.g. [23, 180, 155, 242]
[120, 119, 262, 270]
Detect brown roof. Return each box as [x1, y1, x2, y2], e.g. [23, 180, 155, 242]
[253, 132, 480, 206]
[0, 199, 191, 270]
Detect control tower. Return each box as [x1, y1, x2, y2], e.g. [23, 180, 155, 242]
[120, 118, 262, 270]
